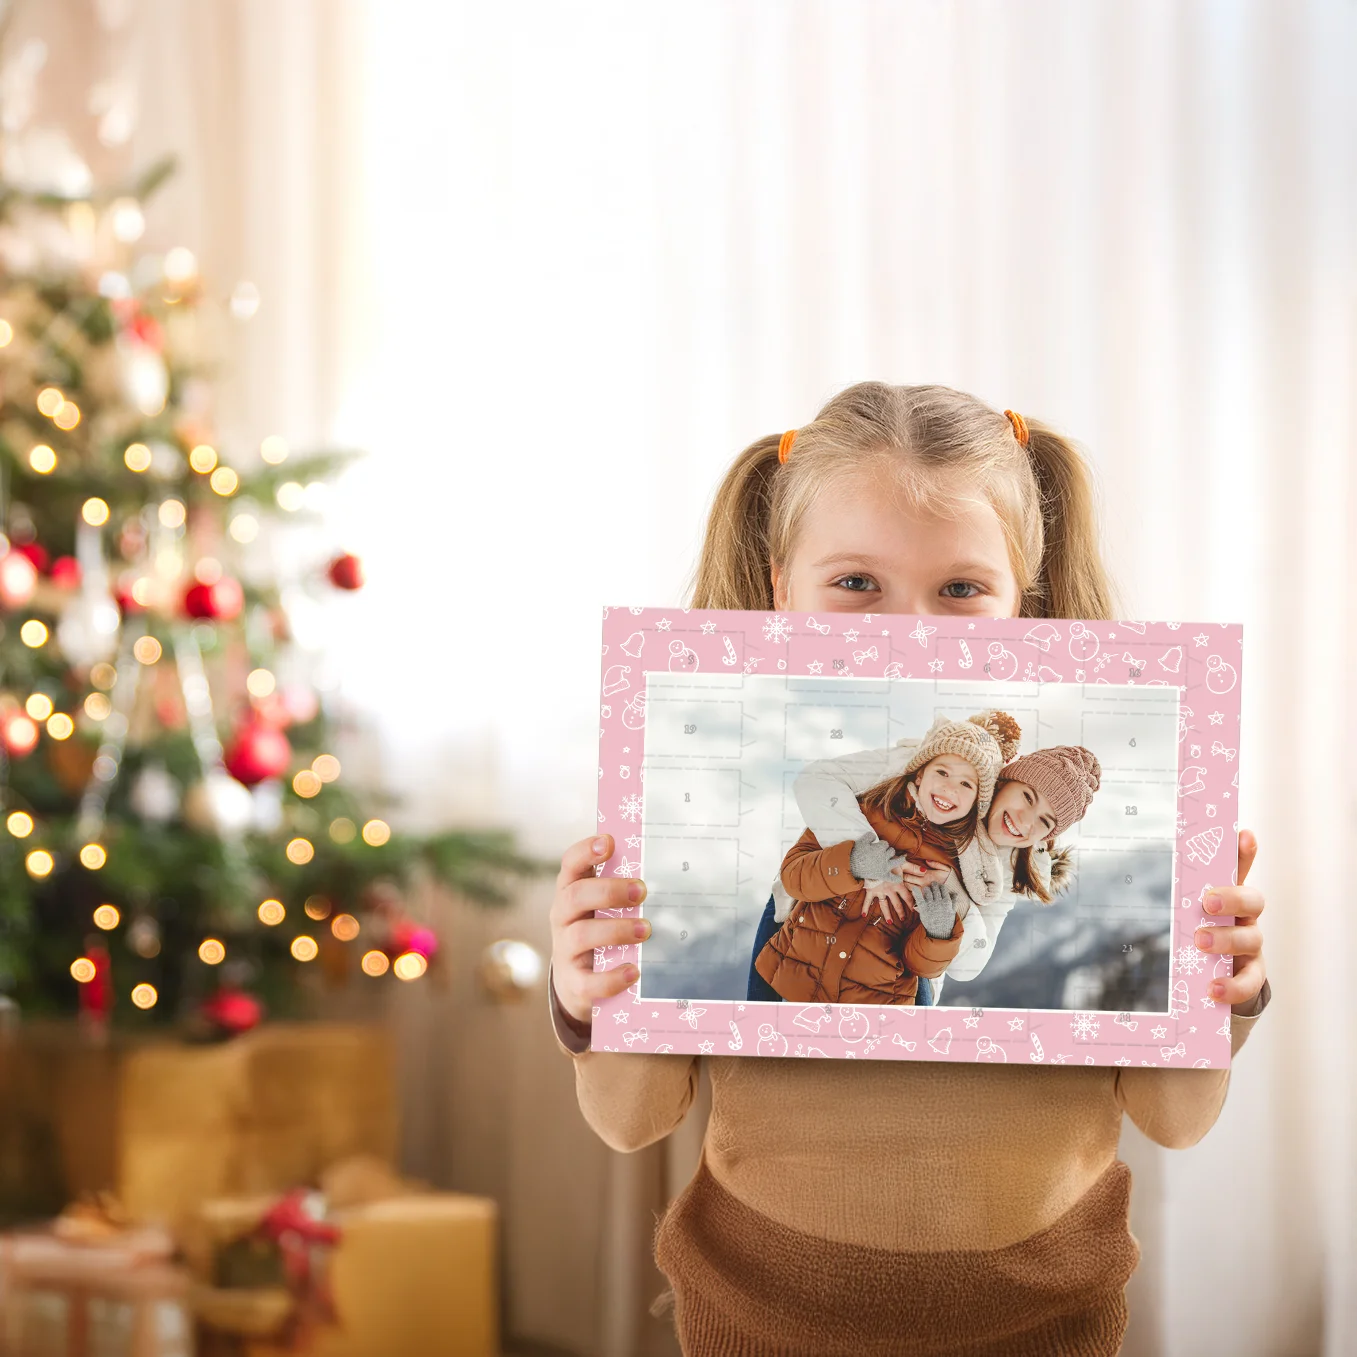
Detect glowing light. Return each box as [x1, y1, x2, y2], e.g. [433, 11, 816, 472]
[312, 755, 341, 783]
[260, 435, 289, 464]
[292, 770, 321, 799]
[276, 482, 304, 512]
[20, 620, 48, 647]
[84, 692, 112, 720]
[257, 899, 285, 926]
[93, 904, 121, 929]
[0, 319, 12, 346]
[5, 717, 39, 754]
[124, 442, 152, 472]
[130, 577, 154, 607]
[210, 467, 239, 496]
[285, 837, 314, 865]
[54, 402, 80, 430]
[361, 819, 391, 847]
[230, 280, 261, 320]
[194, 557, 222, 584]
[331, 914, 360, 942]
[133, 636, 162, 665]
[198, 938, 226, 965]
[110, 198, 145, 243]
[71, 958, 97, 983]
[29, 444, 57, 473]
[163, 246, 198, 283]
[7, 812, 34, 838]
[48, 713, 76, 741]
[188, 444, 217, 473]
[303, 895, 332, 920]
[158, 499, 186, 529]
[37, 388, 64, 417]
[393, 951, 428, 982]
[361, 950, 390, 976]
[229, 514, 259, 544]
[90, 663, 118, 690]
[329, 817, 356, 844]
[25, 849, 54, 878]
[82, 498, 110, 526]
[79, 843, 107, 869]
[246, 669, 275, 698]
[290, 935, 319, 962]
[130, 983, 158, 1009]
[25, 694, 53, 721]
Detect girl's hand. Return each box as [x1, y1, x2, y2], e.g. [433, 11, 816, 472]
[890, 857, 951, 889]
[863, 879, 913, 922]
[550, 834, 649, 1028]
[1194, 830, 1266, 1012]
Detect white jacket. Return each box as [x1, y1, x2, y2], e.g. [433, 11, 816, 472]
[771, 740, 1016, 991]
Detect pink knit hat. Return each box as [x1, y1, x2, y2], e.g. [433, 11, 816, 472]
[1000, 745, 1101, 838]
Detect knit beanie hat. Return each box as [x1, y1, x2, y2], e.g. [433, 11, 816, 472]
[901, 711, 1022, 819]
[1000, 745, 1101, 838]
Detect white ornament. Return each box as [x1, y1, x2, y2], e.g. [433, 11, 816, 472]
[129, 763, 179, 823]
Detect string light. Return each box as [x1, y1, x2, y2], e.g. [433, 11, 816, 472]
[93, 904, 121, 929]
[331, 914, 360, 942]
[53, 402, 81, 430]
[393, 952, 427, 981]
[48, 713, 75, 741]
[362, 819, 391, 847]
[257, 899, 285, 926]
[361, 950, 390, 977]
[90, 663, 117, 690]
[210, 467, 239, 496]
[158, 499, 186, 529]
[246, 669, 275, 697]
[79, 843, 107, 869]
[20, 620, 48, 648]
[292, 770, 321, 798]
[124, 442, 152, 472]
[188, 444, 217, 473]
[6, 812, 34, 838]
[133, 636, 162, 665]
[84, 693, 112, 720]
[82, 498, 110, 526]
[37, 388, 64, 417]
[25, 694, 53, 721]
[130, 983, 158, 1009]
[312, 755, 341, 783]
[329, 817, 356, 844]
[198, 938, 225, 964]
[70, 958, 97, 983]
[260, 435, 288, 464]
[29, 445, 57, 473]
[25, 849, 54, 878]
[0, 319, 12, 346]
[303, 895, 332, 920]
[290, 936, 319, 962]
[285, 837, 314, 865]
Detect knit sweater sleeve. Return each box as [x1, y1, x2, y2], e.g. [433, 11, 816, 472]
[548, 966, 700, 1153]
[792, 745, 909, 849]
[1114, 983, 1270, 1149]
[780, 833, 858, 903]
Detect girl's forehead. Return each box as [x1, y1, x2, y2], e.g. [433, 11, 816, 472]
[926, 752, 977, 773]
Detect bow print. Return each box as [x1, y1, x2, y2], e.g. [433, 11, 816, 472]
[852, 646, 879, 665]
[622, 1028, 649, 1047]
[1159, 1041, 1186, 1061]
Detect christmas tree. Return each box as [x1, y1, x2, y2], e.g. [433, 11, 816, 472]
[0, 154, 540, 1030]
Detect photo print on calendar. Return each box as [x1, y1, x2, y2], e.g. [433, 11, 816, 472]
[594, 609, 1243, 1069]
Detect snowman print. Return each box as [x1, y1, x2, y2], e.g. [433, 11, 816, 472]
[975, 1035, 1007, 1062]
[621, 692, 647, 730]
[1205, 655, 1237, 694]
[1068, 622, 1100, 662]
[756, 1024, 788, 1057]
[837, 1007, 869, 1044]
[668, 639, 699, 672]
[983, 642, 1018, 680]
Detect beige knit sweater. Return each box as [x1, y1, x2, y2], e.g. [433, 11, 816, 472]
[553, 980, 1268, 1355]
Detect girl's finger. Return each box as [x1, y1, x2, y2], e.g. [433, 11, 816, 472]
[1236, 829, 1258, 886]
[1201, 884, 1265, 922]
[555, 834, 614, 892]
[1208, 953, 1265, 1007]
[563, 915, 651, 961]
[576, 964, 639, 1003]
[553, 872, 645, 927]
[1193, 924, 1262, 958]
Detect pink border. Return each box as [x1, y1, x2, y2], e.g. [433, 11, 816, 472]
[593, 609, 1242, 1069]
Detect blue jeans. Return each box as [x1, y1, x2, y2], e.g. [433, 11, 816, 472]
[744, 894, 935, 1006]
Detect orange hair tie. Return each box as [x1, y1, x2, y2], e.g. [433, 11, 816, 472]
[1004, 409, 1030, 447]
[777, 429, 798, 464]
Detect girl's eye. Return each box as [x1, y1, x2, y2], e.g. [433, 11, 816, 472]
[941, 581, 982, 600]
[832, 573, 879, 594]
[1023, 789, 1034, 805]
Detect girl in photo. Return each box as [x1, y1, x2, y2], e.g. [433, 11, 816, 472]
[548, 383, 1269, 1356]
[754, 713, 1020, 1006]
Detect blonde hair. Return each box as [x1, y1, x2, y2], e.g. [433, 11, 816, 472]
[689, 382, 1115, 620]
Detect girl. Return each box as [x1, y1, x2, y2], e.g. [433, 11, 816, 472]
[549, 383, 1269, 1356]
[755, 713, 1019, 1007]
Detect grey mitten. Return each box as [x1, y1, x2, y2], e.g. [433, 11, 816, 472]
[912, 882, 958, 940]
[849, 834, 896, 884]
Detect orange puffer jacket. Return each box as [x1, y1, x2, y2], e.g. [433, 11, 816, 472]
[754, 805, 965, 1006]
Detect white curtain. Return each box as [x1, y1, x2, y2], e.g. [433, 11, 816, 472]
[108, 1, 1354, 1353]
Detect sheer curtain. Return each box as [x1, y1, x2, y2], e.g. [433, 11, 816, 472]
[115, 1, 1353, 1353]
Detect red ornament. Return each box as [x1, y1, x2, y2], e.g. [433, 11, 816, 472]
[184, 576, 244, 621]
[224, 717, 292, 786]
[50, 555, 82, 589]
[14, 542, 50, 573]
[326, 553, 364, 591]
[201, 986, 263, 1036]
[78, 945, 114, 1023]
[386, 919, 437, 960]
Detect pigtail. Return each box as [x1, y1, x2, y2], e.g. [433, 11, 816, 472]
[688, 434, 783, 610]
[1021, 421, 1117, 622]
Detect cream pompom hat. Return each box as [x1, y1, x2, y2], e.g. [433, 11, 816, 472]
[900, 710, 1022, 818]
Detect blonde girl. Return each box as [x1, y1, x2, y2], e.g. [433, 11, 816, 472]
[549, 383, 1269, 1356]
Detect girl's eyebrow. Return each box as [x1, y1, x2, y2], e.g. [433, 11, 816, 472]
[811, 552, 887, 569]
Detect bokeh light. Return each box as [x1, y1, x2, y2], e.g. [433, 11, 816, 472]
[257, 899, 285, 926]
[20, 620, 48, 648]
[133, 636, 162, 664]
[48, 713, 75, 741]
[25, 849, 54, 878]
[158, 499, 186, 529]
[198, 938, 226, 965]
[290, 935, 319, 962]
[276, 481, 304, 511]
[361, 819, 391, 847]
[25, 693, 53, 721]
[36, 387, 64, 417]
[312, 754, 341, 783]
[246, 669, 275, 697]
[70, 958, 97, 983]
[304, 895, 332, 920]
[329, 817, 356, 844]
[188, 444, 217, 473]
[93, 904, 121, 930]
[90, 663, 117, 690]
[79, 842, 107, 869]
[210, 467, 239, 496]
[84, 692, 112, 720]
[124, 442, 152, 471]
[292, 770, 321, 798]
[285, 837, 314, 865]
[393, 951, 428, 981]
[81, 497, 110, 526]
[130, 983, 158, 1009]
[6, 811, 34, 838]
[260, 434, 288, 464]
[361, 950, 390, 977]
[331, 914, 360, 942]
[29, 444, 56, 473]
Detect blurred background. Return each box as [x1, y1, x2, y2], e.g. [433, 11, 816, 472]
[0, 1, 1350, 1355]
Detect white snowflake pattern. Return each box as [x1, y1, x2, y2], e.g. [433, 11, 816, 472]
[1175, 944, 1205, 976]
[762, 615, 794, 643]
[619, 794, 644, 823]
[1070, 1012, 1101, 1041]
